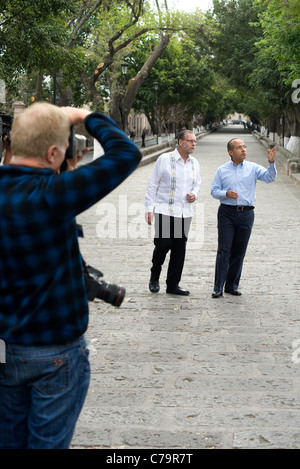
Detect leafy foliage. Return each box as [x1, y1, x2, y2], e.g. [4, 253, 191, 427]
[0, 0, 73, 76]
[1, 0, 299, 132]
[254, 0, 300, 83]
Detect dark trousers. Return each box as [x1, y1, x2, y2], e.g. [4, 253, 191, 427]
[214, 204, 254, 292]
[150, 214, 192, 289]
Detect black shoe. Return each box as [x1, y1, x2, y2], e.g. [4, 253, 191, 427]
[212, 291, 223, 298]
[149, 280, 160, 293]
[166, 286, 190, 296]
[225, 289, 242, 296]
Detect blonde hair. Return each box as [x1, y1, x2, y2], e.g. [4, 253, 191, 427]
[11, 102, 70, 158]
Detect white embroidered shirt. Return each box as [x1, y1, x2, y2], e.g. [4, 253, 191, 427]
[144, 148, 201, 218]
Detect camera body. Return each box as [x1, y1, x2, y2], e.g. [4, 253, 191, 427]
[65, 125, 89, 159]
[60, 125, 89, 172]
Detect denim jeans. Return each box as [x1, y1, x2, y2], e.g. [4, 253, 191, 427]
[0, 336, 90, 449]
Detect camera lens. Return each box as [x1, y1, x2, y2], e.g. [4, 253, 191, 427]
[83, 262, 125, 307]
[97, 280, 125, 307]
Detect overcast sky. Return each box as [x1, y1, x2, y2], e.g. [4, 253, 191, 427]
[170, 0, 212, 12]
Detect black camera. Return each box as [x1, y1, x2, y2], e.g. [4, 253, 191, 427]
[77, 225, 125, 308]
[60, 125, 89, 171]
[65, 125, 89, 159]
[82, 259, 126, 307]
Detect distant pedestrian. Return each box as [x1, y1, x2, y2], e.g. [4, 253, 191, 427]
[211, 138, 277, 298]
[130, 127, 136, 141]
[141, 128, 146, 147]
[145, 130, 201, 295]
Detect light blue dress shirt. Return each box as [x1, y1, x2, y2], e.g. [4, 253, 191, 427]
[211, 160, 277, 206]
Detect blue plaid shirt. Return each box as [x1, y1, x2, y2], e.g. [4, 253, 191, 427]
[0, 112, 141, 345]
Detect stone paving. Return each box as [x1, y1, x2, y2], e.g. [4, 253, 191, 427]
[72, 126, 300, 449]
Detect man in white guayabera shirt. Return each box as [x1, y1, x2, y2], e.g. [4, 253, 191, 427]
[145, 130, 201, 295]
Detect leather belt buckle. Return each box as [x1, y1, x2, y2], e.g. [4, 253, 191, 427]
[236, 206, 244, 211]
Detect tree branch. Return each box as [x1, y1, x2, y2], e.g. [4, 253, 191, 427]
[67, 0, 103, 47]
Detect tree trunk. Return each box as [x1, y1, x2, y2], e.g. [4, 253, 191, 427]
[79, 71, 104, 109]
[109, 87, 124, 130]
[36, 74, 43, 101]
[55, 70, 73, 106]
[109, 34, 170, 134]
[286, 105, 300, 157]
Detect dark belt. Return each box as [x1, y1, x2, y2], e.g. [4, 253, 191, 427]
[221, 204, 255, 211]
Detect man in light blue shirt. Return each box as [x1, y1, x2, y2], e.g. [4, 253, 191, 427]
[211, 138, 277, 298]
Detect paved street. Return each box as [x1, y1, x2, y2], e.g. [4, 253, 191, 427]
[72, 125, 300, 449]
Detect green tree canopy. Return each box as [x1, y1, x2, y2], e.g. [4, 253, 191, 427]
[254, 0, 300, 84]
[0, 0, 73, 76]
[132, 34, 222, 132]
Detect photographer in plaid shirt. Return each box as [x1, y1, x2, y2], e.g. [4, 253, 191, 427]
[0, 103, 141, 449]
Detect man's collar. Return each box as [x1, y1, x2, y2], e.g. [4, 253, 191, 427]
[230, 159, 244, 167]
[175, 148, 191, 161]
